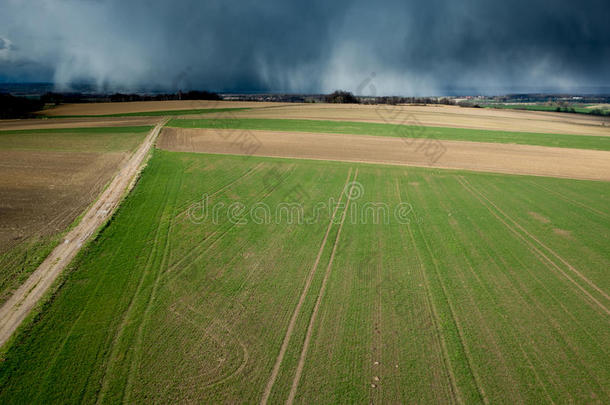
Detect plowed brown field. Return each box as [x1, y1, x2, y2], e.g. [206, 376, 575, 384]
[39, 100, 291, 117]
[158, 127, 610, 181]
[0, 116, 159, 131]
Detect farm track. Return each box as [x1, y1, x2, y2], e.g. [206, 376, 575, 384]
[286, 169, 359, 404]
[429, 176, 545, 403]
[0, 119, 167, 348]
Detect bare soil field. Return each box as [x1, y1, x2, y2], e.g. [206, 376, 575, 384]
[0, 126, 150, 304]
[0, 122, 164, 346]
[0, 150, 127, 252]
[202, 103, 610, 136]
[0, 116, 158, 131]
[158, 128, 610, 181]
[40, 100, 291, 117]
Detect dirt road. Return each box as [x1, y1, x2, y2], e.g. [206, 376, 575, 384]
[159, 128, 610, 182]
[0, 119, 167, 348]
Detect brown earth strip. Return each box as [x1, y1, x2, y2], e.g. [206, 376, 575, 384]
[0, 150, 128, 253]
[39, 100, 292, 117]
[158, 128, 610, 182]
[0, 116, 159, 131]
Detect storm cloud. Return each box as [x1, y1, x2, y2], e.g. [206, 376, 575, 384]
[1, 0, 609, 95]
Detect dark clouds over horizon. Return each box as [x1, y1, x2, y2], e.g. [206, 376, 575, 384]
[1, 0, 609, 95]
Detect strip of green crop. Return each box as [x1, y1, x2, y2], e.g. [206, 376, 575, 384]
[0, 151, 608, 403]
[167, 117, 610, 151]
[0, 125, 153, 134]
[0, 126, 152, 152]
[483, 104, 610, 115]
[46, 107, 250, 118]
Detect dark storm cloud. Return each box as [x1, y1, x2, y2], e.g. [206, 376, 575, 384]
[1, 0, 608, 94]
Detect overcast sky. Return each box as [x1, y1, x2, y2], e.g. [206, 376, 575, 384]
[1, 0, 609, 95]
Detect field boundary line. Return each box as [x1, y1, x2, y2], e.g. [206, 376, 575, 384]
[260, 168, 354, 405]
[286, 169, 359, 405]
[457, 177, 610, 317]
[0, 118, 167, 349]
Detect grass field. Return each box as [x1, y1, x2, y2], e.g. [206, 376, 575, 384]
[0, 126, 151, 305]
[0, 126, 152, 151]
[168, 118, 610, 151]
[1, 149, 608, 403]
[485, 104, 610, 116]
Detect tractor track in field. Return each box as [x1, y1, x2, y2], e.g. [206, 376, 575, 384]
[460, 177, 609, 302]
[124, 163, 295, 401]
[449, 185, 565, 403]
[95, 168, 175, 404]
[526, 181, 609, 220]
[286, 169, 359, 405]
[394, 180, 457, 403]
[457, 177, 610, 317]
[107, 163, 184, 404]
[0, 119, 167, 348]
[164, 165, 296, 284]
[174, 162, 266, 219]
[260, 168, 354, 405]
[430, 177, 524, 403]
[401, 179, 487, 404]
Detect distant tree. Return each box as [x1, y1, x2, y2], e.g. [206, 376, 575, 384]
[324, 90, 359, 104]
[181, 90, 221, 100]
[41, 92, 64, 105]
[0, 94, 44, 118]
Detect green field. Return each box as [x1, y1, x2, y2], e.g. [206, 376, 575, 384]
[48, 107, 250, 118]
[167, 117, 610, 151]
[484, 103, 610, 116]
[1, 149, 608, 403]
[0, 126, 153, 152]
